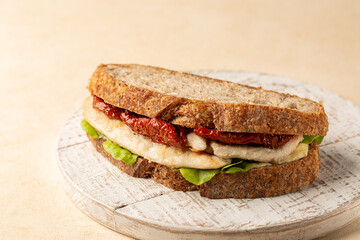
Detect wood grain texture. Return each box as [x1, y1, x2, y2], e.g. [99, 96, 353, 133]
[56, 71, 360, 240]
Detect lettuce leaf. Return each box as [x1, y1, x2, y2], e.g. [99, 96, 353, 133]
[178, 160, 253, 185]
[179, 168, 220, 185]
[221, 160, 254, 174]
[102, 140, 138, 165]
[81, 119, 104, 139]
[302, 135, 324, 144]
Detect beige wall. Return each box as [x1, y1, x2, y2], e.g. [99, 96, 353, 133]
[0, 1, 359, 239]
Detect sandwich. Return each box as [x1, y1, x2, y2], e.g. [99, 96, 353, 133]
[81, 64, 328, 199]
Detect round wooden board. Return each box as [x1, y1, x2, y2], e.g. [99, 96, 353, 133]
[56, 71, 360, 240]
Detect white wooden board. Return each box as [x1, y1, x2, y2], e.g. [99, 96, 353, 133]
[56, 71, 360, 240]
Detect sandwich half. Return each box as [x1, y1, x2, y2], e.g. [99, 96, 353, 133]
[81, 64, 328, 199]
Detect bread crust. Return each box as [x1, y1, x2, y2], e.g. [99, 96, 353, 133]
[87, 64, 328, 135]
[88, 134, 320, 199]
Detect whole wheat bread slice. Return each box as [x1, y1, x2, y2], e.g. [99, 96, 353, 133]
[88, 64, 328, 135]
[88, 134, 320, 198]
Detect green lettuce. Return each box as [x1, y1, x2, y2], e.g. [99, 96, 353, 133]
[81, 119, 104, 139]
[302, 135, 324, 144]
[179, 168, 220, 185]
[221, 160, 254, 174]
[80, 120, 137, 165]
[178, 160, 254, 185]
[102, 140, 138, 165]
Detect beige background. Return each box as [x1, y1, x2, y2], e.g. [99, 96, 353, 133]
[0, 0, 359, 239]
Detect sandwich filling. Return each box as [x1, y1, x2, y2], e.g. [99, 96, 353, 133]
[82, 95, 323, 184]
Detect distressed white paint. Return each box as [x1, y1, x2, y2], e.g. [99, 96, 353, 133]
[56, 71, 360, 240]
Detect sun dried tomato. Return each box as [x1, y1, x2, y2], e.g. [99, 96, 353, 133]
[120, 110, 187, 148]
[93, 95, 122, 119]
[193, 127, 293, 149]
[92, 95, 187, 148]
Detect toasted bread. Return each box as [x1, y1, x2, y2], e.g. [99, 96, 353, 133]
[88, 64, 328, 135]
[88, 134, 320, 198]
